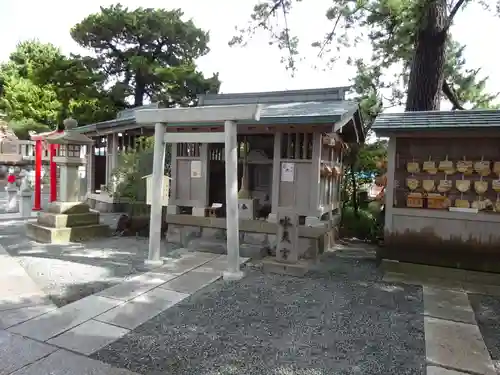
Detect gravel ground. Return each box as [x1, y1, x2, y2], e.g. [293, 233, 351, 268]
[0, 214, 181, 307]
[469, 293, 500, 373]
[93, 252, 425, 375]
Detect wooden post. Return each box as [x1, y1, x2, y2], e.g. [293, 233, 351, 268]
[145, 122, 166, 267]
[223, 120, 243, 280]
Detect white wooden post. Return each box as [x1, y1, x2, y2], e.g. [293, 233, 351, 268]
[145, 122, 166, 267]
[223, 120, 243, 280]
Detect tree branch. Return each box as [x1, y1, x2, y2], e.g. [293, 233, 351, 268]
[444, 0, 466, 32]
[442, 80, 464, 110]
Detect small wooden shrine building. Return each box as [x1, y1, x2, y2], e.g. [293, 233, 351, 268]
[78, 87, 364, 274]
[373, 109, 500, 273]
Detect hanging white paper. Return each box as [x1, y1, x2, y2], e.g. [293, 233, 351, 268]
[190, 160, 202, 178]
[281, 162, 295, 182]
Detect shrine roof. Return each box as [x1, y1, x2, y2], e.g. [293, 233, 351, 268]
[76, 88, 365, 142]
[373, 109, 500, 136]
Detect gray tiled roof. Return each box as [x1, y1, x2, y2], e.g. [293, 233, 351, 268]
[259, 100, 358, 119]
[199, 87, 350, 106]
[372, 109, 500, 132]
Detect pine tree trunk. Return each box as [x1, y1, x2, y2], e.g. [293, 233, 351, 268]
[405, 0, 448, 111]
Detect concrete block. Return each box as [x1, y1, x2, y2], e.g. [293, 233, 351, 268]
[166, 224, 182, 244]
[192, 207, 206, 217]
[180, 225, 201, 246]
[188, 238, 226, 254]
[47, 319, 129, 355]
[262, 257, 311, 277]
[95, 288, 188, 330]
[240, 244, 267, 259]
[242, 232, 266, 245]
[8, 295, 122, 341]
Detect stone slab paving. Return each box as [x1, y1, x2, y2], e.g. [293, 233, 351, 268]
[95, 288, 189, 330]
[47, 319, 130, 356]
[469, 294, 500, 373]
[4, 251, 245, 359]
[0, 304, 56, 329]
[92, 255, 426, 375]
[8, 295, 123, 341]
[427, 365, 471, 375]
[96, 271, 177, 302]
[10, 349, 139, 375]
[158, 268, 222, 294]
[0, 216, 182, 307]
[423, 286, 476, 324]
[425, 316, 496, 375]
[0, 329, 57, 375]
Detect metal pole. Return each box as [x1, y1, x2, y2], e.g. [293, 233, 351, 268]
[223, 120, 243, 280]
[145, 122, 166, 267]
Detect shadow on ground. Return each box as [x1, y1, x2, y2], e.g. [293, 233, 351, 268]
[0, 216, 181, 307]
[93, 252, 426, 375]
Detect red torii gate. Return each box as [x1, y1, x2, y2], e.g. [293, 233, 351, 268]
[29, 129, 64, 210]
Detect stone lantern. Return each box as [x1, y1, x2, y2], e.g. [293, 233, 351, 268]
[25, 118, 110, 244]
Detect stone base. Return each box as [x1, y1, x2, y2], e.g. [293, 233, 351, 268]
[261, 257, 312, 277]
[223, 270, 245, 281]
[26, 222, 111, 244]
[37, 212, 100, 228]
[48, 201, 91, 215]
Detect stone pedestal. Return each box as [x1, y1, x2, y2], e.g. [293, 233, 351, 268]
[262, 210, 314, 276]
[6, 185, 18, 213]
[26, 202, 110, 244]
[19, 190, 32, 217]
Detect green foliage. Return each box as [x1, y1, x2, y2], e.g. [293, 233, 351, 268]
[70, 4, 221, 107]
[340, 205, 379, 241]
[105, 136, 171, 203]
[9, 118, 51, 140]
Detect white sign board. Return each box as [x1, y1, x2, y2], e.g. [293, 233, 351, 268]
[144, 175, 170, 206]
[281, 162, 295, 182]
[190, 160, 202, 178]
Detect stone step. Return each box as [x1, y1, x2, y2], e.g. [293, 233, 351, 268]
[37, 212, 100, 228]
[26, 222, 110, 244]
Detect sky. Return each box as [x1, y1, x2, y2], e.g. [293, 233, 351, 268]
[0, 0, 499, 112]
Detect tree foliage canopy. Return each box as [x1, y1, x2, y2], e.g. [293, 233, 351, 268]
[71, 4, 220, 107]
[0, 4, 220, 138]
[230, 0, 498, 115]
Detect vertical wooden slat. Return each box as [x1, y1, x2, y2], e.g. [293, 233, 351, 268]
[302, 133, 308, 159]
[294, 133, 300, 159]
[286, 133, 292, 158]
